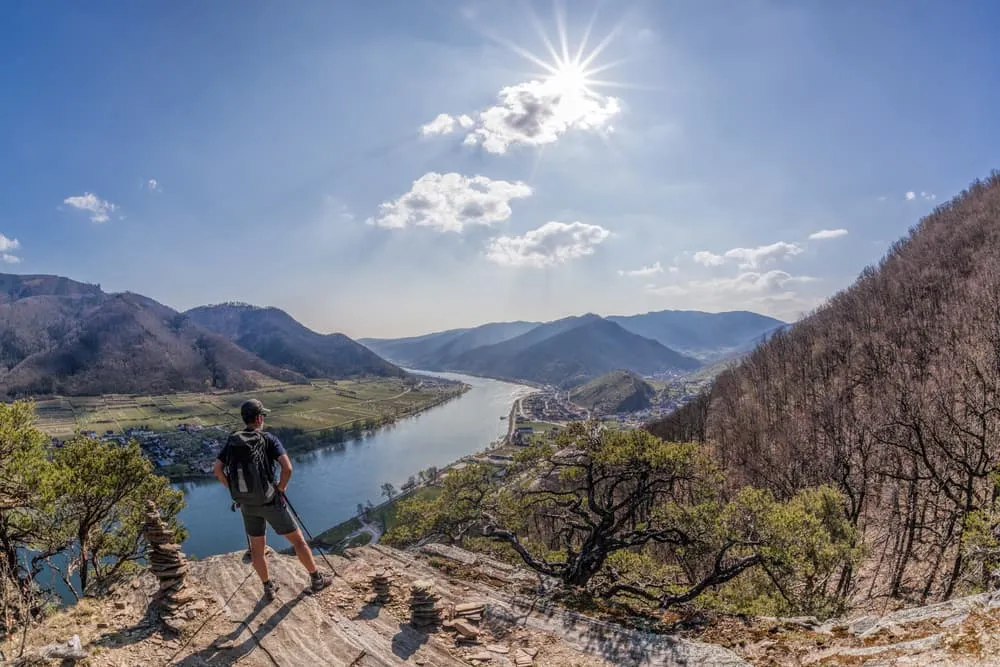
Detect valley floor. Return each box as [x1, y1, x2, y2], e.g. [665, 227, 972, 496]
[32, 377, 468, 480]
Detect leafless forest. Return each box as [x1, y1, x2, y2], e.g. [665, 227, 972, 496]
[648, 172, 1000, 608]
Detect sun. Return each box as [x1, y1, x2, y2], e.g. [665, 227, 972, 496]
[471, 1, 635, 100]
[547, 59, 590, 97]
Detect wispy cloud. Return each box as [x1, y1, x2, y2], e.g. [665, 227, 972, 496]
[808, 228, 848, 240]
[367, 172, 532, 232]
[693, 250, 725, 267]
[723, 241, 804, 269]
[618, 261, 664, 277]
[647, 270, 817, 296]
[694, 241, 803, 269]
[62, 192, 119, 223]
[0, 234, 21, 264]
[905, 191, 936, 202]
[421, 78, 621, 154]
[485, 221, 610, 268]
[146, 178, 161, 192]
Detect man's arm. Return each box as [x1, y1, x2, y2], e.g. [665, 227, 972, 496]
[276, 454, 292, 493]
[213, 459, 228, 489]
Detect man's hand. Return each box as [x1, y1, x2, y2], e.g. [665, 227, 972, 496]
[213, 459, 228, 489]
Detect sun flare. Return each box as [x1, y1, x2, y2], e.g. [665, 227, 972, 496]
[547, 59, 590, 97]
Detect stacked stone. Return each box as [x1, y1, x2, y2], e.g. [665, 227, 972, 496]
[454, 601, 485, 623]
[409, 579, 442, 629]
[371, 569, 391, 603]
[144, 500, 189, 610]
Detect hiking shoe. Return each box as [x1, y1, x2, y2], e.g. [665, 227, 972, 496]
[310, 571, 332, 593]
[262, 580, 280, 601]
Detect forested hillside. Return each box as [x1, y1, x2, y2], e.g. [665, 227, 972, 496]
[186, 303, 405, 379]
[569, 370, 656, 414]
[0, 276, 304, 396]
[648, 173, 1000, 606]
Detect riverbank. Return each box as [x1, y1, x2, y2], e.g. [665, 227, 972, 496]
[312, 390, 544, 552]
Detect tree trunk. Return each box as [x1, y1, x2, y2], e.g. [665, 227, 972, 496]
[78, 532, 89, 596]
[564, 548, 607, 588]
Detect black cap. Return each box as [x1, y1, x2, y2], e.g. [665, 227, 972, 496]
[240, 399, 270, 423]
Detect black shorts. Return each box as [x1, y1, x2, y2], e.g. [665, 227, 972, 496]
[239, 500, 298, 538]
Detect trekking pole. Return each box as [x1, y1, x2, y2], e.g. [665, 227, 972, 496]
[281, 491, 338, 575]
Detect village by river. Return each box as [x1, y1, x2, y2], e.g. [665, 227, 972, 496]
[173, 371, 535, 559]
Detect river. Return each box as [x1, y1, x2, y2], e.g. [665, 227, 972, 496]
[173, 371, 533, 559]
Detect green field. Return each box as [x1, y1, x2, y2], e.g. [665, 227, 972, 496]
[33, 378, 465, 438]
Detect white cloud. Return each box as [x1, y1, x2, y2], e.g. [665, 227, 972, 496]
[421, 113, 457, 136]
[0, 234, 21, 264]
[485, 221, 611, 268]
[618, 261, 664, 277]
[647, 270, 817, 297]
[693, 251, 725, 267]
[422, 77, 621, 154]
[906, 191, 936, 201]
[63, 192, 119, 223]
[723, 241, 803, 269]
[808, 228, 848, 240]
[367, 172, 532, 233]
[905, 191, 916, 200]
[146, 178, 161, 192]
[921, 191, 936, 201]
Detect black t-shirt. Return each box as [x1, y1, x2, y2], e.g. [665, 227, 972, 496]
[217, 429, 287, 480]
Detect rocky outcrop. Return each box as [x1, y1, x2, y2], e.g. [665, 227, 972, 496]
[1, 542, 751, 666]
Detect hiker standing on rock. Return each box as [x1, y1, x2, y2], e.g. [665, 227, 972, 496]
[213, 399, 332, 600]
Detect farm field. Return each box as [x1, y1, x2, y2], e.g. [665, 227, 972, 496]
[32, 377, 466, 438]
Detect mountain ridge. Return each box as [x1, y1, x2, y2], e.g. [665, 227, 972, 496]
[0, 275, 306, 396]
[436, 316, 701, 388]
[185, 303, 405, 379]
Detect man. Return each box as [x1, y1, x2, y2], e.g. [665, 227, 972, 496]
[213, 399, 332, 600]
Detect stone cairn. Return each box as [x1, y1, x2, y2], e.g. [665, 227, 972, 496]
[143, 500, 190, 612]
[371, 568, 392, 604]
[409, 579, 443, 629]
[445, 601, 484, 647]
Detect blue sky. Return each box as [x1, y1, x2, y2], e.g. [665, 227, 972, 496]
[2, 0, 997, 338]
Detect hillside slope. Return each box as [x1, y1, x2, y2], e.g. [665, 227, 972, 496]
[569, 369, 657, 415]
[0, 275, 302, 396]
[646, 174, 1000, 605]
[453, 318, 701, 388]
[608, 310, 785, 360]
[361, 320, 540, 369]
[186, 303, 405, 379]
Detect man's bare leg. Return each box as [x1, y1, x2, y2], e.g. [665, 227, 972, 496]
[282, 529, 318, 573]
[250, 535, 270, 583]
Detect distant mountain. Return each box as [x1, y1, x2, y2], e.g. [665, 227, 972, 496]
[447, 317, 701, 388]
[569, 370, 657, 415]
[607, 310, 786, 361]
[0, 275, 304, 396]
[362, 309, 782, 385]
[360, 320, 540, 369]
[185, 303, 405, 379]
